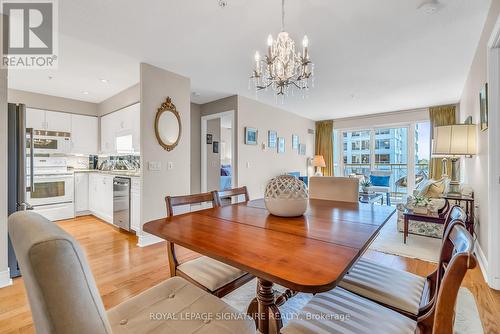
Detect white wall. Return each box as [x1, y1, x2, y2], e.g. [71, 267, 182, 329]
[459, 0, 500, 282]
[0, 14, 12, 288]
[8, 89, 98, 116]
[206, 119, 221, 191]
[98, 83, 139, 116]
[460, 0, 500, 259]
[333, 108, 430, 130]
[139, 63, 191, 246]
[190, 103, 201, 194]
[237, 96, 315, 199]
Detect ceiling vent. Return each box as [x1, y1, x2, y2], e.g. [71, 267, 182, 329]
[418, 0, 444, 14]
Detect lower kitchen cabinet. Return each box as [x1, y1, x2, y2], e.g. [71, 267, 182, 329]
[88, 173, 114, 223]
[131, 178, 141, 233]
[74, 173, 89, 214]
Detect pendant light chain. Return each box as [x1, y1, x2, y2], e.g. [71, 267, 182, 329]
[281, 0, 285, 32]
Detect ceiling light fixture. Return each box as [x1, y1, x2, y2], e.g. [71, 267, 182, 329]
[99, 78, 109, 83]
[250, 0, 314, 97]
[418, 0, 443, 14]
[82, 91, 89, 95]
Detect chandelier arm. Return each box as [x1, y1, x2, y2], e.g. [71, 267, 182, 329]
[281, 0, 285, 31]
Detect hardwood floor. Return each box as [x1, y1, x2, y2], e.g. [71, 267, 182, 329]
[0, 215, 499, 334]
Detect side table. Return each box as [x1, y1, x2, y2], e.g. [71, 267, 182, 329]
[441, 193, 475, 235]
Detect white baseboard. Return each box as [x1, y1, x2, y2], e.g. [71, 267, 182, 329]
[137, 233, 164, 247]
[0, 269, 13, 289]
[474, 242, 489, 285]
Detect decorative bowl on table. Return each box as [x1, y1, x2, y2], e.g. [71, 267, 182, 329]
[264, 175, 309, 217]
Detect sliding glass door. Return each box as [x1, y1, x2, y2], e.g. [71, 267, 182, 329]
[339, 122, 431, 204]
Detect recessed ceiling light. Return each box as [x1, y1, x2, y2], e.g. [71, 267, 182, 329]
[418, 0, 443, 14]
[99, 78, 109, 83]
[82, 91, 89, 95]
[48, 76, 53, 80]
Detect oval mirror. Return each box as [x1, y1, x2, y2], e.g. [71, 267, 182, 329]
[154, 97, 181, 151]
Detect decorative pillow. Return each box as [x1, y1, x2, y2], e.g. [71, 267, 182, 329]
[419, 178, 448, 198]
[370, 175, 390, 187]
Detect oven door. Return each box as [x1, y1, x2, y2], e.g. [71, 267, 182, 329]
[27, 174, 74, 207]
[31, 135, 71, 154]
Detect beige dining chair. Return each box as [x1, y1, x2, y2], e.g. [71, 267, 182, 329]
[308, 176, 359, 203]
[8, 211, 255, 334]
[281, 220, 477, 334]
[165, 192, 254, 297]
[338, 205, 467, 319]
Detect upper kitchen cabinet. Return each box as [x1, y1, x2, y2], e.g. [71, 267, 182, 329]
[45, 111, 72, 132]
[71, 114, 98, 154]
[100, 103, 140, 154]
[26, 108, 72, 132]
[26, 108, 46, 130]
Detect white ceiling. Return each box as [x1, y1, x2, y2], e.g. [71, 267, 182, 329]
[7, 0, 491, 120]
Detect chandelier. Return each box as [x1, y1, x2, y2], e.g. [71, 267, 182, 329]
[250, 0, 314, 96]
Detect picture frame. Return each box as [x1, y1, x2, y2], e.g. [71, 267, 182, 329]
[277, 137, 285, 153]
[213, 141, 219, 153]
[245, 127, 258, 145]
[206, 134, 213, 144]
[299, 143, 306, 155]
[292, 134, 299, 150]
[480, 83, 488, 131]
[268, 130, 277, 148]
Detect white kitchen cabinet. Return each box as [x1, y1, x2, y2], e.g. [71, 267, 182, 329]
[26, 108, 46, 130]
[100, 103, 140, 154]
[74, 173, 89, 214]
[71, 114, 98, 154]
[131, 178, 141, 233]
[88, 173, 113, 223]
[45, 111, 72, 132]
[26, 108, 72, 132]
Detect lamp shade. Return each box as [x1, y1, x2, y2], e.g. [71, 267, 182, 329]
[311, 155, 326, 167]
[432, 124, 477, 157]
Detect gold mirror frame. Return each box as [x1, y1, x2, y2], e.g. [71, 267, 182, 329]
[154, 97, 182, 151]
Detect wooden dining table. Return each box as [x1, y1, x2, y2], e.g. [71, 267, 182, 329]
[143, 198, 396, 334]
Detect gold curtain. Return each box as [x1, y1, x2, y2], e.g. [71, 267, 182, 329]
[315, 120, 334, 176]
[429, 105, 456, 179]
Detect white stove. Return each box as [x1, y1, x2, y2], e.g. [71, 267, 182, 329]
[27, 157, 75, 221]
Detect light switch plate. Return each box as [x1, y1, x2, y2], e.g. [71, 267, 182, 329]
[148, 161, 161, 171]
[168, 162, 174, 170]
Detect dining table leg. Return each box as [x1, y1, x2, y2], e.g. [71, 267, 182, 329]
[247, 278, 283, 334]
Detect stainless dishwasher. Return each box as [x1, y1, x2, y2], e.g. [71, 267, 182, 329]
[113, 177, 131, 231]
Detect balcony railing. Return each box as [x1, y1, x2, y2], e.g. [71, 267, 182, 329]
[343, 163, 429, 204]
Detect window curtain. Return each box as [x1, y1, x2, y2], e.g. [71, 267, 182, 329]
[429, 105, 456, 179]
[315, 120, 334, 176]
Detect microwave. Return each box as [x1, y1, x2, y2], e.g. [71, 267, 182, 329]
[31, 130, 71, 154]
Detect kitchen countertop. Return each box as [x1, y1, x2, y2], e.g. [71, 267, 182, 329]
[72, 169, 141, 178]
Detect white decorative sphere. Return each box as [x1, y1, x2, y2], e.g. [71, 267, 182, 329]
[264, 175, 309, 217]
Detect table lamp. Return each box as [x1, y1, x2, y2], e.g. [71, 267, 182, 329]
[311, 155, 326, 176]
[432, 124, 476, 195]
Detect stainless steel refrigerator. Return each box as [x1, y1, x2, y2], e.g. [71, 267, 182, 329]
[7, 103, 34, 278]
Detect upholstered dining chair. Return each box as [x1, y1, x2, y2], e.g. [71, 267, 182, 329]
[165, 191, 254, 297]
[282, 220, 477, 334]
[214, 186, 250, 206]
[308, 176, 359, 203]
[338, 206, 468, 320]
[8, 211, 255, 334]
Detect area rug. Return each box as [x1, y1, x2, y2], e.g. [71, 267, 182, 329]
[223, 279, 484, 333]
[368, 213, 442, 263]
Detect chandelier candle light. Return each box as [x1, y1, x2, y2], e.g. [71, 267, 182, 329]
[250, 0, 314, 96]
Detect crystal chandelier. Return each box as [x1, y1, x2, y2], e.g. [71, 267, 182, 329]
[250, 0, 314, 96]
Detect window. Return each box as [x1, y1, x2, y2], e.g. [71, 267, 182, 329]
[352, 155, 360, 163]
[116, 134, 133, 153]
[376, 129, 390, 135]
[352, 141, 360, 150]
[361, 154, 370, 163]
[375, 154, 390, 164]
[375, 139, 391, 150]
[361, 140, 370, 150]
[343, 142, 347, 151]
